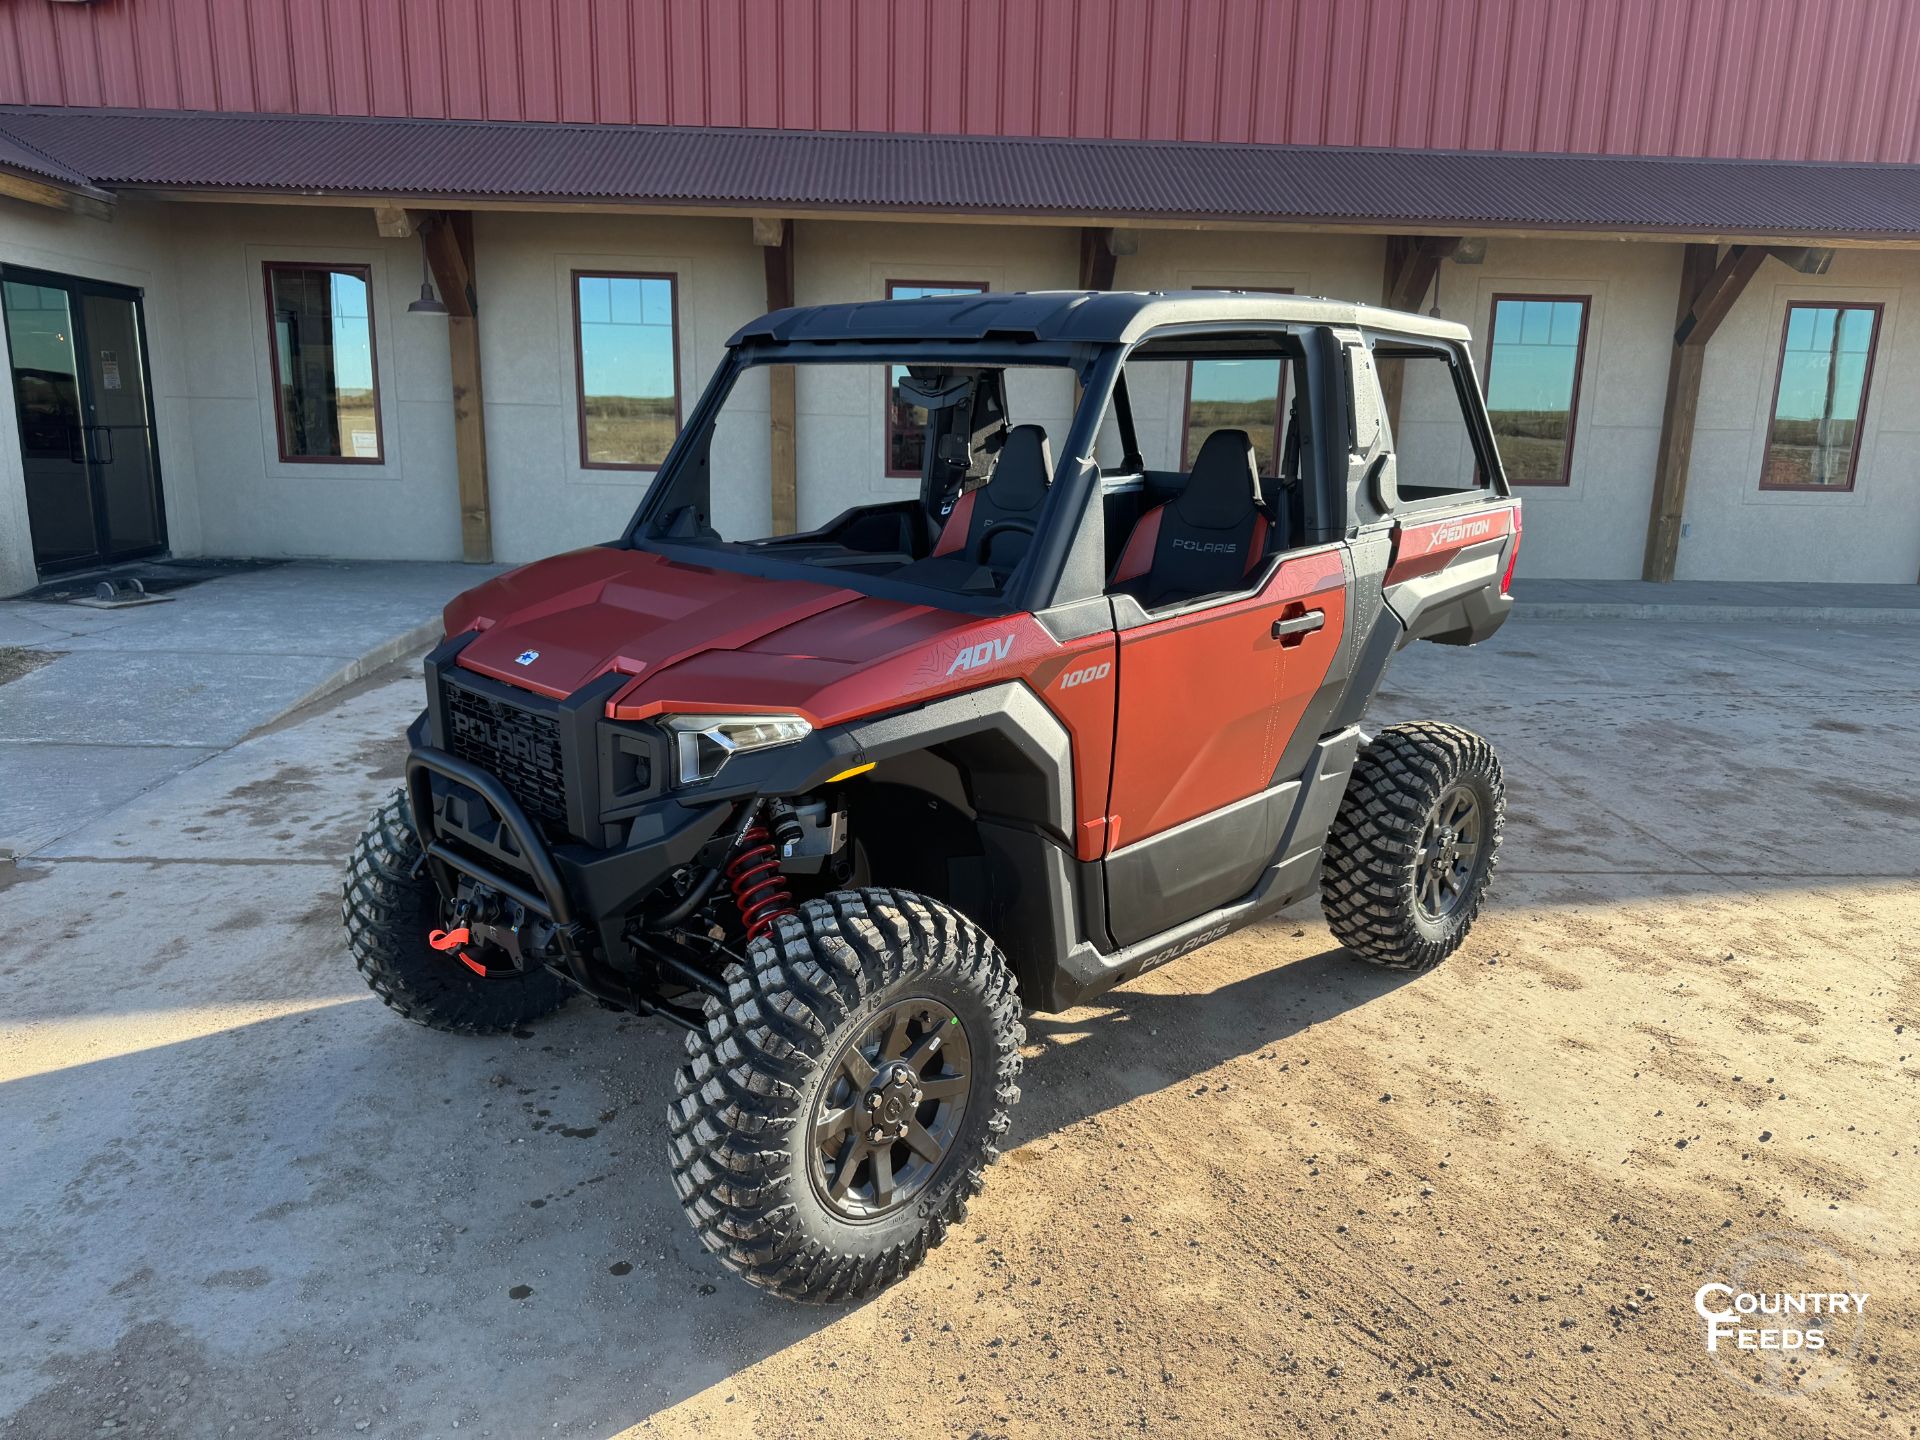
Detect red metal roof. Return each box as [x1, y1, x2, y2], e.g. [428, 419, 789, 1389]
[2, 106, 1919, 241]
[4, 0, 1920, 165]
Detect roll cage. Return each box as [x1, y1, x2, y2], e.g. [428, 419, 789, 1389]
[618, 291, 1506, 618]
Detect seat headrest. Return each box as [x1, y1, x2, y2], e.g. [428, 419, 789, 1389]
[1176, 429, 1262, 529]
[984, 424, 1052, 513]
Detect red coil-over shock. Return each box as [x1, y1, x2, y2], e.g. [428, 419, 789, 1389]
[727, 803, 797, 943]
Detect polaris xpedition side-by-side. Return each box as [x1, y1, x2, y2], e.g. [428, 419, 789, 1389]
[342, 290, 1522, 1302]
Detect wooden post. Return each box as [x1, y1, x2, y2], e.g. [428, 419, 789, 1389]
[1641, 243, 1768, 580]
[1376, 235, 1462, 432]
[755, 219, 798, 534]
[423, 212, 492, 563]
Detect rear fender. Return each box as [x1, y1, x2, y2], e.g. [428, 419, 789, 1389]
[1383, 502, 1518, 646]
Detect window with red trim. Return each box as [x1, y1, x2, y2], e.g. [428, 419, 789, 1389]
[265, 262, 382, 463]
[1484, 294, 1589, 486]
[885, 280, 987, 475]
[574, 271, 680, 471]
[1761, 302, 1880, 491]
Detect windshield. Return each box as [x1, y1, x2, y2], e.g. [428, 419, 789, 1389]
[631, 357, 1082, 603]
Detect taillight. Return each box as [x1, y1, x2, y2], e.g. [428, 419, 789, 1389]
[1500, 506, 1522, 595]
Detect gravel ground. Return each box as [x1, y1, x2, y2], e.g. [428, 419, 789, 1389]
[1, 618, 1914, 1438]
[0, 646, 58, 687]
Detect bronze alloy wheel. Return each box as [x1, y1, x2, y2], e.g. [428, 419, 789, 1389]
[808, 996, 974, 1220]
[1414, 782, 1484, 921]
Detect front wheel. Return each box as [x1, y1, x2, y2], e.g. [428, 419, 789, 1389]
[669, 889, 1024, 1303]
[342, 790, 570, 1034]
[1321, 722, 1504, 972]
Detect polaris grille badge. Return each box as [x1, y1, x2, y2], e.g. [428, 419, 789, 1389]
[515, 650, 540, 666]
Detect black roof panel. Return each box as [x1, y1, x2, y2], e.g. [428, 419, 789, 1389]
[728, 290, 1471, 348]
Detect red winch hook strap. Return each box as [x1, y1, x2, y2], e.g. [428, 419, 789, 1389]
[428, 927, 490, 977]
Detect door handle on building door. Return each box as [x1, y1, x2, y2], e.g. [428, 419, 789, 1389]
[1271, 609, 1325, 644]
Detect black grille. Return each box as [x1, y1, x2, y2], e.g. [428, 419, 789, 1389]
[442, 681, 568, 833]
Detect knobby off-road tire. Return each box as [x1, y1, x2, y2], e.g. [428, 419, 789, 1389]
[1321, 722, 1504, 972]
[670, 888, 1024, 1303]
[341, 788, 569, 1034]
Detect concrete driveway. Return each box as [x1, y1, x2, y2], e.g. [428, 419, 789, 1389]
[1, 619, 1914, 1438]
[0, 561, 496, 859]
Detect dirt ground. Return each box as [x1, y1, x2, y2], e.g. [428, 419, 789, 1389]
[1, 617, 1915, 1438]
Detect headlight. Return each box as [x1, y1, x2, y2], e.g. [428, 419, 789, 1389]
[663, 713, 812, 786]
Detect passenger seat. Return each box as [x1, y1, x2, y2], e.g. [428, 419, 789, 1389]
[932, 424, 1052, 570]
[1109, 429, 1274, 609]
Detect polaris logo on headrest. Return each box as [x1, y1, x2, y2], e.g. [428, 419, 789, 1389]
[1171, 539, 1239, 554]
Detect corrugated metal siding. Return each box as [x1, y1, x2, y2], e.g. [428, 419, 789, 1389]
[5, 0, 1920, 163]
[5, 105, 1920, 239]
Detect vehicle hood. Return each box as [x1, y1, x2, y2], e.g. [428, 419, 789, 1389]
[443, 546, 1045, 727]
[445, 547, 864, 699]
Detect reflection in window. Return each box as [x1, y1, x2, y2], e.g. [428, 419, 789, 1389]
[266, 264, 381, 461]
[2, 282, 80, 458]
[1184, 358, 1288, 474]
[575, 273, 679, 469]
[887, 281, 987, 474]
[1484, 295, 1587, 485]
[1374, 345, 1486, 499]
[1763, 303, 1878, 490]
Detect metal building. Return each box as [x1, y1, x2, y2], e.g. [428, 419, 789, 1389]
[3, 0, 1918, 594]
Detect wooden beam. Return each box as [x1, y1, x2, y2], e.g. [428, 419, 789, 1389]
[121, 189, 1920, 251]
[374, 204, 414, 237]
[1381, 234, 1459, 313]
[1078, 227, 1118, 290]
[0, 168, 114, 221]
[1074, 227, 1138, 290]
[1673, 243, 1765, 346]
[448, 313, 492, 562]
[1642, 243, 1770, 581]
[756, 218, 798, 534]
[421, 212, 475, 318]
[420, 212, 491, 561]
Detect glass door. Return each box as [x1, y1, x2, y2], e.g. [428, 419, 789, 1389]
[3, 267, 166, 574]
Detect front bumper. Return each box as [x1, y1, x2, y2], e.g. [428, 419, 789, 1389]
[408, 633, 868, 954]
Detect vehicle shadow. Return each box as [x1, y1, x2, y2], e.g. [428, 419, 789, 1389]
[0, 927, 1405, 1438]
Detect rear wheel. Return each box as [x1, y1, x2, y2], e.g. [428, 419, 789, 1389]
[341, 789, 570, 1034]
[669, 888, 1023, 1303]
[1321, 722, 1503, 972]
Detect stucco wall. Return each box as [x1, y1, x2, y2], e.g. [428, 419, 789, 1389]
[1424, 238, 1682, 581]
[2, 197, 1917, 590]
[1682, 246, 1920, 584]
[160, 203, 462, 563]
[472, 210, 765, 563]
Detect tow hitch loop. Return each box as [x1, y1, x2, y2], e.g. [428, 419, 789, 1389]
[428, 926, 489, 977]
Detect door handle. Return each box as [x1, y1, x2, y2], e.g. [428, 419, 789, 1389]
[92, 426, 114, 464]
[1271, 609, 1325, 642]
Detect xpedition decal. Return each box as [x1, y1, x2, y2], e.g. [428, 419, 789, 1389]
[1423, 516, 1495, 552]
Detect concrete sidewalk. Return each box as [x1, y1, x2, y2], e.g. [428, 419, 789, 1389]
[0, 560, 497, 858]
[1511, 577, 1920, 623]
